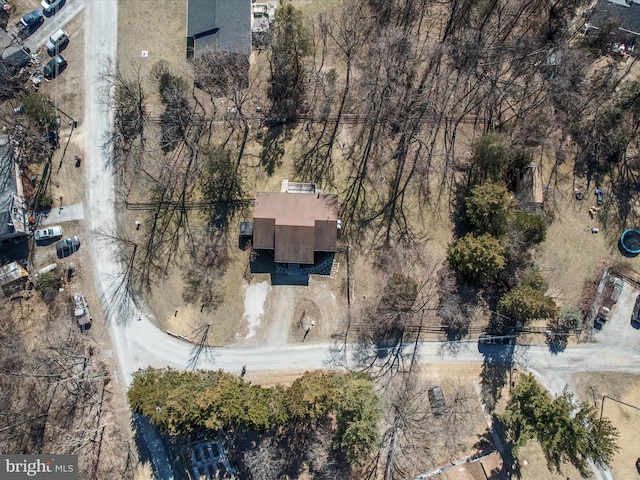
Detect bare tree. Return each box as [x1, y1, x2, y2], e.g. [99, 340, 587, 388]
[366, 372, 436, 480]
[101, 58, 146, 174]
[244, 441, 285, 480]
[186, 322, 216, 371]
[0, 307, 131, 479]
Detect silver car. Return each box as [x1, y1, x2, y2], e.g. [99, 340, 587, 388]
[41, 0, 65, 15]
[46, 29, 69, 56]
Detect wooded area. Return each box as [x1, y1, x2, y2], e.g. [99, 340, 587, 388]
[128, 368, 381, 477]
[0, 294, 134, 479]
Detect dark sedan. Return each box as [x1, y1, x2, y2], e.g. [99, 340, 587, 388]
[43, 55, 67, 80]
[55, 236, 80, 258]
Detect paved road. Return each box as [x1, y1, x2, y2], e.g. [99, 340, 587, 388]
[116, 314, 640, 378]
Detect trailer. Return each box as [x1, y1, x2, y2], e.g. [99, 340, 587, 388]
[72, 292, 91, 330]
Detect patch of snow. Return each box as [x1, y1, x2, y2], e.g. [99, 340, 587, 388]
[244, 281, 271, 339]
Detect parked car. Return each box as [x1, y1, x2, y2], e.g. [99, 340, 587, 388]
[72, 292, 91, 330]
[34, 225, 63, 241]
[42, 0, 65, 15]
[610, 277, 623, 303]
[632, 295, 640, 322]
[597, 306, 611, 323]
[46, 29, 69, 56]
[595, 188, 604, 206]
[43, 55, 67, 80]
[13, 10, 44, 38]
[55, 236, 80, 258]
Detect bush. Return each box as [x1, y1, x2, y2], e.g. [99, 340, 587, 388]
[519, 263, 549, 291]
[37, 272, 58, 304]
[22, 92, 57, 128]
[468, 132, 531, 187]
[380, 274, 418, 312]
[37, 271, 57, 290]
[512, 211, 546, 245]
[36, 195, 53, 209]
[556, 306, 583, 332]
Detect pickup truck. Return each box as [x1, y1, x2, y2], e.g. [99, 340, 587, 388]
[34, 225, 63, 241]
[11, 9, 44, 39]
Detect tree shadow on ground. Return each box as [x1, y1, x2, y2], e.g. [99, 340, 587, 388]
[351, 329, 418, 380]
[478, 341, 516, 412]
[473, 432, 515, 480]
[259, 124, 288, 176]
[546, 332, 568, 354]
[474, 418, 519, 480]
[131, 414, 175, 480]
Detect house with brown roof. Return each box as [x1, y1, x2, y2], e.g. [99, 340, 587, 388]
[252, 189, 339, 266]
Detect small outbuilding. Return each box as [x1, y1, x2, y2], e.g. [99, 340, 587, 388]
[0, 261, 28, 295]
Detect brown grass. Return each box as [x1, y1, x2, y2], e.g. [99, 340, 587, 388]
[537, 157, 628, 308]
[573, 372, 640, 480]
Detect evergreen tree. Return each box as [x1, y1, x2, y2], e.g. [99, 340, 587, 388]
[497, 284, 558, 324]
[447, 233, 506, 284]
[501, 374, 619, 476]
[464, 181, 515, 237]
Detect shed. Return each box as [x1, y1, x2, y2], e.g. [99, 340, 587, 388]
[0, 261, 28, 295]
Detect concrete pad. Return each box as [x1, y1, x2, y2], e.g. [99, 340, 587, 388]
[40, 201, 84, 225]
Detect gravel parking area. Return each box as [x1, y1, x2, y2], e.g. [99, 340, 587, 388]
[592, 277, 640, 350]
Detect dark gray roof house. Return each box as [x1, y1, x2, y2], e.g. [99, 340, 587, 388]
[0, 135, 28, 243]
[586, 0, 640, 39]
[187, 0, 251, 58]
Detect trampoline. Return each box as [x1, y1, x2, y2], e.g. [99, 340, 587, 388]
[620, 229, 640, 255]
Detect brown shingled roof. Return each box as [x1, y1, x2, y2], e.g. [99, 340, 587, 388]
[253, 192, 339, 264]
